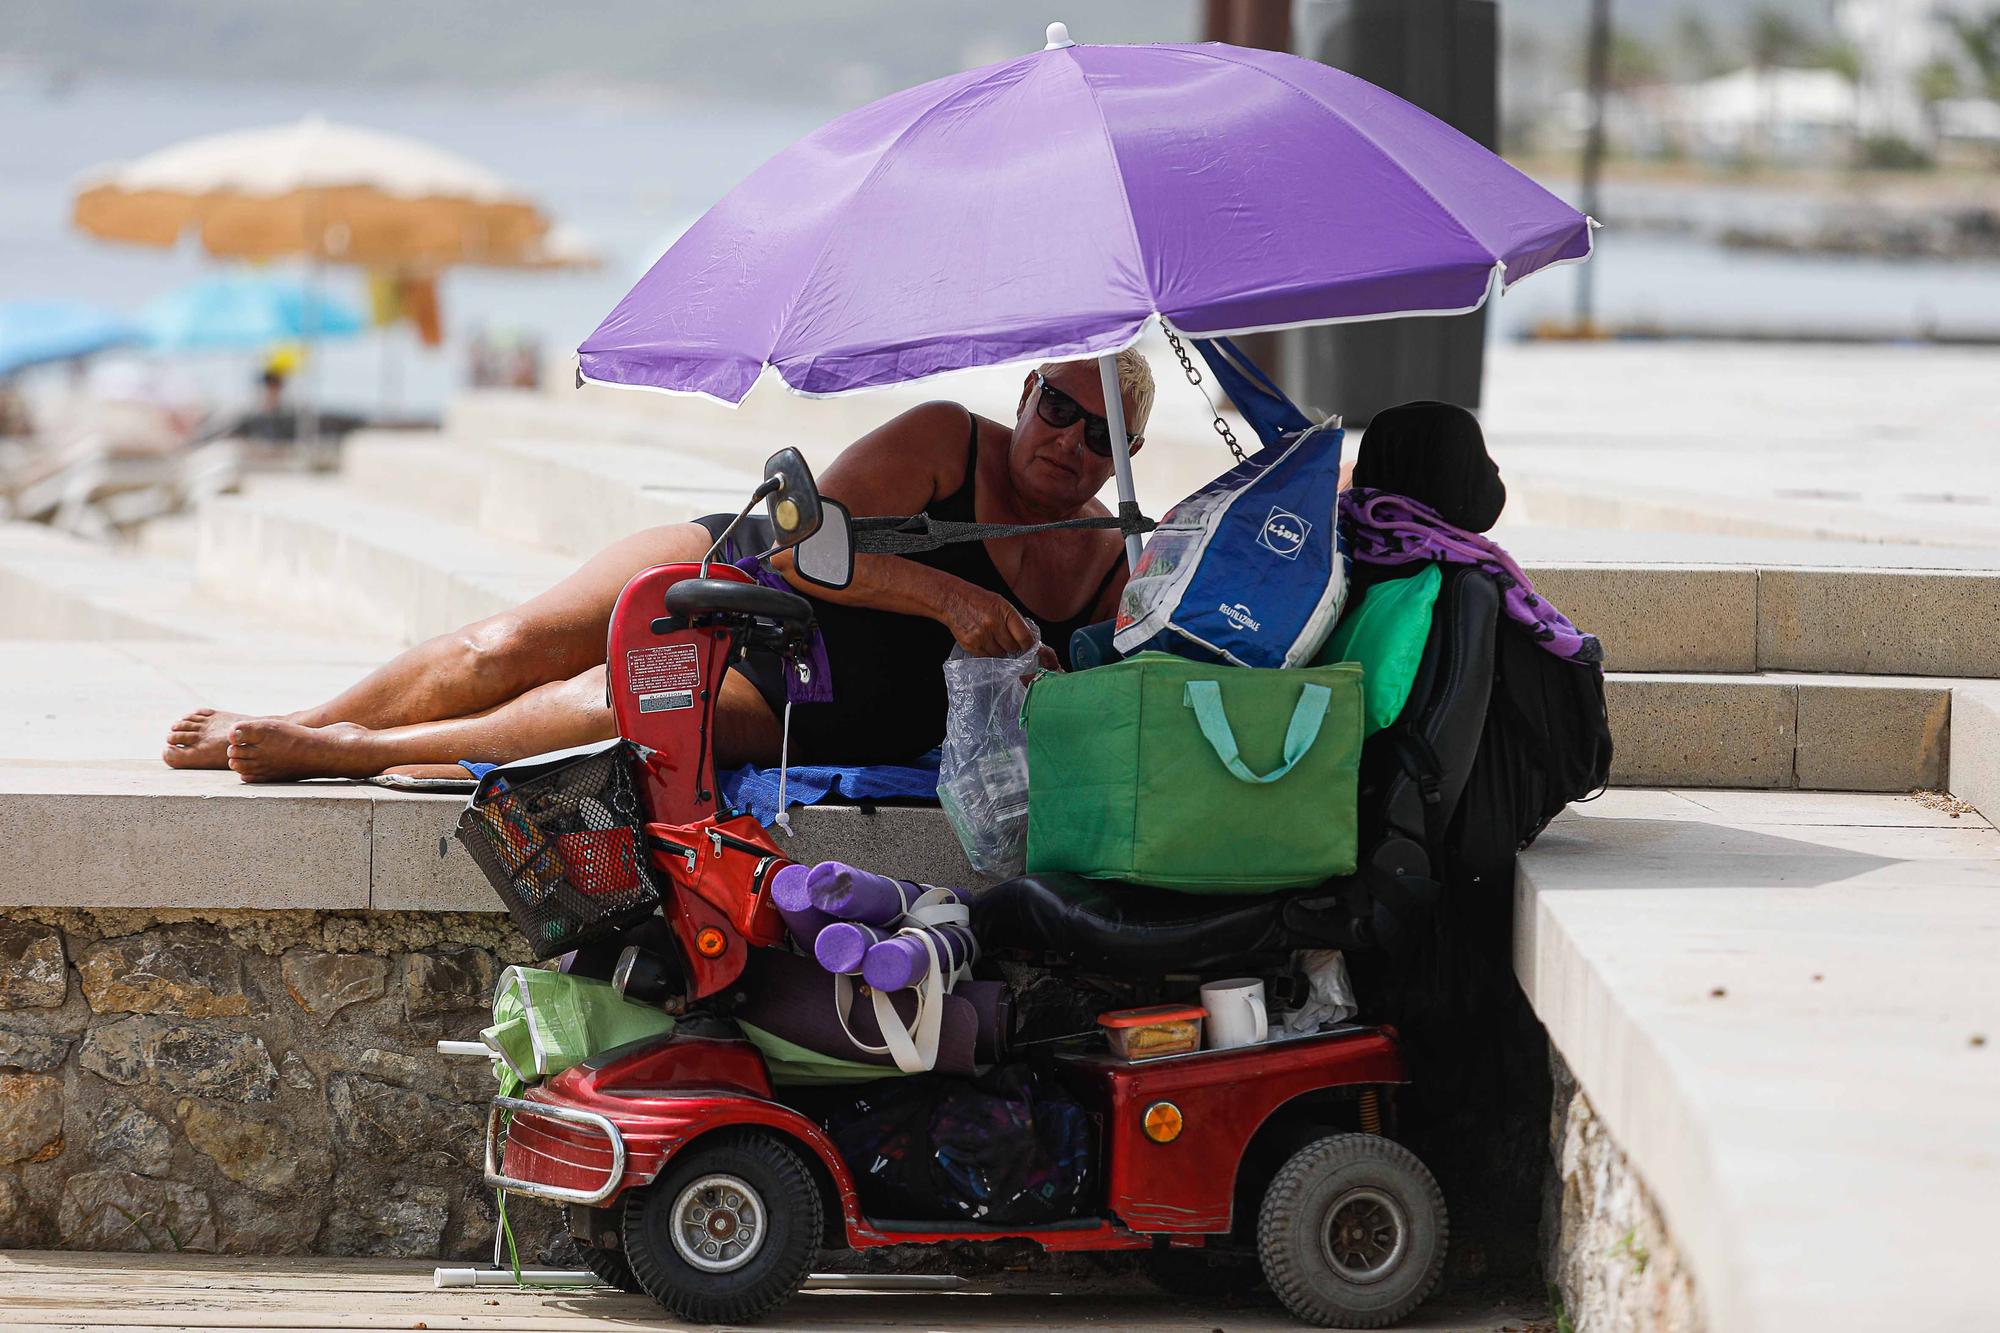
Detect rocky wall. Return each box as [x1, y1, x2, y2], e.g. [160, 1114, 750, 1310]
[0, 910, 562, 1258]
[1542, 1047, 1705, 1333]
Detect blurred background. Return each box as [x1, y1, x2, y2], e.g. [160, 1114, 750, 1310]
[1, 0, 1997, 537]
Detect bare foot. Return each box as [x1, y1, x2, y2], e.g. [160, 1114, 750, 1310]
[226, 720, 383, 783]
[163, 708, 256, 769]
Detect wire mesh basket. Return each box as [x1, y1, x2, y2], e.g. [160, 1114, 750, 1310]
[454, 743, 663, 960]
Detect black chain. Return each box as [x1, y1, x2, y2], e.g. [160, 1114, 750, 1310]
[1164, 326, 1245, 463]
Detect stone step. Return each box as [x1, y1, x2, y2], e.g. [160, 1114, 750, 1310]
[1528, 564, 2000, 677]
[192, 480, 572, 646]
[341, 431, 753, 559]
[418, 397, 2000, 678]
[1517, 788, 2000, 1331]
[1604, 671, 1952, 792]
[0, 519, 394, 654]
[0, 762, 978, 913]
[443, 387, 866, 475]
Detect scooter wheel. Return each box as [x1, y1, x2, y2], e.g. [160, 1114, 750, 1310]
[621, 1129, 823, 1324]
[1256, 1133, 1447, 1329]
[560, 1206, 645, 1294]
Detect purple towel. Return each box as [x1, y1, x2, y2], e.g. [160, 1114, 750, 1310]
[1340, 487, 1603, 665]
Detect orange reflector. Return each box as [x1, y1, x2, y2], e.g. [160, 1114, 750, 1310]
[1142, 1101, 1183, 1143]
[695, 928, 727, 958]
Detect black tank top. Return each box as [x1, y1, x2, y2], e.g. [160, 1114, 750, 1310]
[783, 411, 1122, 764]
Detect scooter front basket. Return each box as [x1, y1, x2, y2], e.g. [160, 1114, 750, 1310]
[455, 740, 663, 959]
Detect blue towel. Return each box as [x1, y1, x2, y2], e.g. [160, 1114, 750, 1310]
[721, 749, 942, 827]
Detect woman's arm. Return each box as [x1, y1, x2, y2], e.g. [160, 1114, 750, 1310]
[767, 402, 1039, 657]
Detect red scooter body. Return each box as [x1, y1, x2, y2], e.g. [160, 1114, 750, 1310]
[497, 1022, 1407, 1249]
[483, 510, 1442, 1326]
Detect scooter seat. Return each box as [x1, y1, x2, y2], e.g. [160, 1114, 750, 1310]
[663, 578, 814, 638]
[972, 872, 1303, 975]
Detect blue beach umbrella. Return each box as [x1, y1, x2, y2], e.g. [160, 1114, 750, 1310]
[0, 301, 144, 376]
[139, 273, 365, 352]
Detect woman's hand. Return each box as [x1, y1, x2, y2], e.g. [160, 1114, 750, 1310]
[944, 585, 1039, 657]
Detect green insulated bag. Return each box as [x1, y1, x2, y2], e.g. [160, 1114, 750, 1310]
[1023, 653, 1363, 892]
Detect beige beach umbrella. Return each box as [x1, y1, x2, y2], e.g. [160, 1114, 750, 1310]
[72, 115, 548, 265]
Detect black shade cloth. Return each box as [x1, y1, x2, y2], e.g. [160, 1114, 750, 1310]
[1351, 400, 1505, 535]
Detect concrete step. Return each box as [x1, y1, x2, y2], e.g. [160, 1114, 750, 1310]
[1517, 788, 2000, 1331]
[444, 387, 865, 475]
[1529, 564, 2000, 677]
[1604, 671, 1952, 792]
[341, 431, 753, 559]
[0, 761, 978, 912]
[0, 519, 396, 654]
[418, 396, 2000, 678]
[192, 480, 572, 645]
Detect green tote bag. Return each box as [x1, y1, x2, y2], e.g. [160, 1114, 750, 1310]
[1023, 653, 1363, 893]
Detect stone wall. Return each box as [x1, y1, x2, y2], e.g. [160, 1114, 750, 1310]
[1543, 1048, 1705, 1333]
[0, 909, 560, 1258]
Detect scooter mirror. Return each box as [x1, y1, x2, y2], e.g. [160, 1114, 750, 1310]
[793, 498, 854, 590]
[762, 447, 824, 548]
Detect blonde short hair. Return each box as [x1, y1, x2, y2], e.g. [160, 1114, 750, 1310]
[1037, 347, 1155, 438]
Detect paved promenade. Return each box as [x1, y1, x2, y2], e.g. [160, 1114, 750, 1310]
[0, 1252, 1551, 1332]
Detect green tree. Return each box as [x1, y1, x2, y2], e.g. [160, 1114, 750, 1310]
[1813, 40, 1862, 84]
[1673, 9, 1728, 80]
[1748, 7, 1813, 71]
[1948, 14, 2000, 99]
[1916, 58, 1963, 107]
[1607, 32, 1666, 90]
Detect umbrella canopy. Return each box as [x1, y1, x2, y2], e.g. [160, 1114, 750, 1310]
[139, 273, 365, 352]
[0, 301, 144, 377]
[72, 116, 548, 266]
[579, 33, 1591, 404]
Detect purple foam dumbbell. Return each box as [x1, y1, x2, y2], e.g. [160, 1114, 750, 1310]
[813, 920, 889, 976]
[770, 863, 836, 952]
[804, 861, 919, 925]
[861, 922, 977, 992]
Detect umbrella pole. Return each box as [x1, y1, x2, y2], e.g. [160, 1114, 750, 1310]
[1097, 353, 1143, 571]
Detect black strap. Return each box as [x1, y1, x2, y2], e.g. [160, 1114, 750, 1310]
[850, 505, 1154, 556]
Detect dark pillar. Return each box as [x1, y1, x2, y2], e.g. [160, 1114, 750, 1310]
[1286, 0, 1499, 427]
[1200, 1, 1292, 386]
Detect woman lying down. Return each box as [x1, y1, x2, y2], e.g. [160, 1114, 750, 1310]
[162, 351, 1154, 783]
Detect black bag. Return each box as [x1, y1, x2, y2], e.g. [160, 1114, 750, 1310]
[820, 1065, 1097, 1225]
[1443, 617, 1612, 888]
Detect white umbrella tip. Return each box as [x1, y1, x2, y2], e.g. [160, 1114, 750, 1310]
[1044, 21, 1075, 50]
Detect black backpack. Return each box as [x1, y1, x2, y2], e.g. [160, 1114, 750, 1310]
[1441, 612, 1612, 889]
[1354, 564, 1612, 897]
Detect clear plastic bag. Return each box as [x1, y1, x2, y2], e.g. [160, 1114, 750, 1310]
[936, 642, 1040, 878]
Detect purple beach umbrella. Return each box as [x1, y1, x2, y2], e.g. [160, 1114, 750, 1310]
[580, 22, 1592, 563]
[580, 23, 1590, 404]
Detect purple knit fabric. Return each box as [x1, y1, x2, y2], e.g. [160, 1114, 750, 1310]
[1340, 488, 1603, 666]
[736, 560, 834, 702]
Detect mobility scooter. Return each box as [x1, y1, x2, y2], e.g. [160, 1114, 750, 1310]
[459, 452, 1465, 1328]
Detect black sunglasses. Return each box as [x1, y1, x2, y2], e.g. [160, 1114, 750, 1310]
[1033, 372, 1141, 457]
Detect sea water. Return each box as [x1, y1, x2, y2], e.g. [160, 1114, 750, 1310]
[7, 72, 2000, 418]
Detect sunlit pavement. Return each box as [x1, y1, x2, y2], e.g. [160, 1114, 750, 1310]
[0, 1251, 1553, 1332]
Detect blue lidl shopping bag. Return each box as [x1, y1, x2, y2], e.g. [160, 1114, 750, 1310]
[1113, 423, 1347, 668]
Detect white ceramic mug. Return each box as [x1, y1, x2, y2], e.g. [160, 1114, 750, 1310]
[1200, 977, 1268, 1050]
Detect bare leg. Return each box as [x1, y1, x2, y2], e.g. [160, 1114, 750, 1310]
[165, 522, 717, 769]
[224, 665, 784, 782]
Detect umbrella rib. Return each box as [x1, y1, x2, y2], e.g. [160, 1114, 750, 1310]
[1181, 44, 1493, 259]
[766, 57, 1042, 382]
[1055, 47, 1158, 325]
